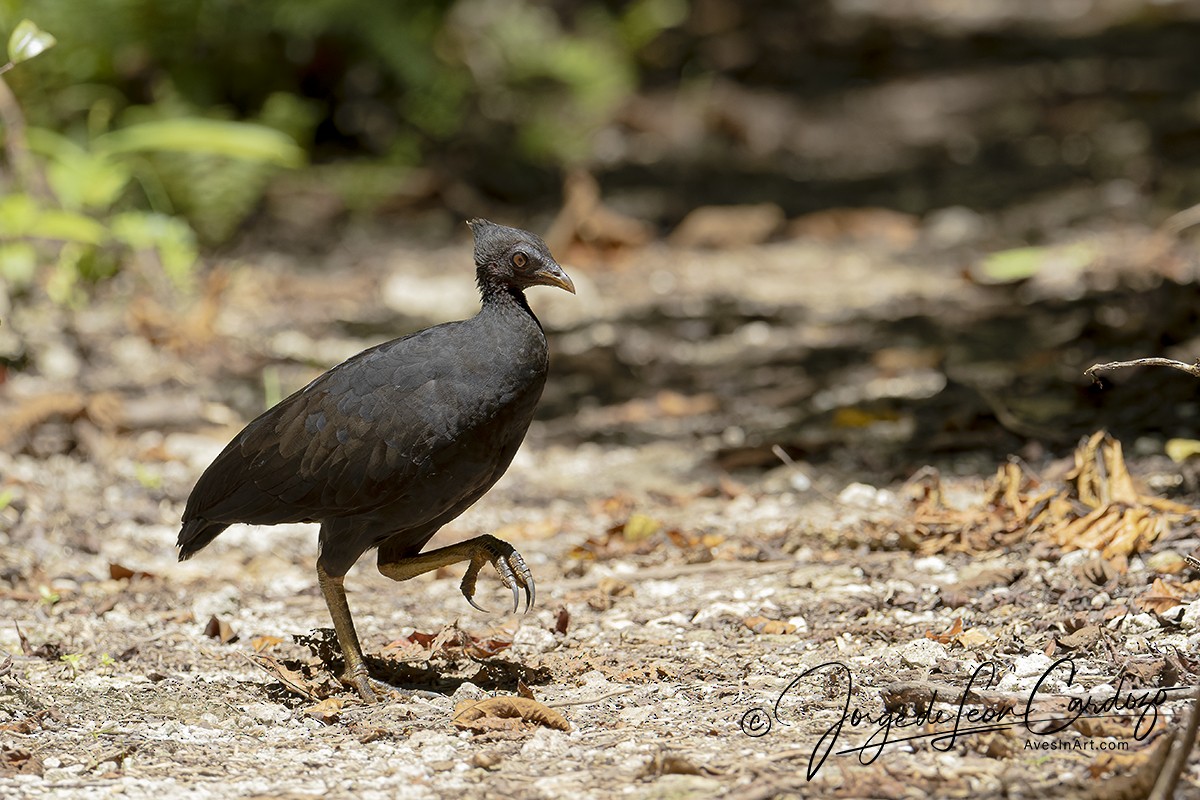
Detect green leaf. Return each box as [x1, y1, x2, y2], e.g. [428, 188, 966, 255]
[0, 195, 108, 245]
[978, 246, 1047, 282]
[94, 118, 305, 167]
[0, 194, 40, 237]
[25, 128, 132, 211]
[978, 243, 1097, 284]
[29, 209, 109, 245]
[109, 212, 197, 285]
[0, 242, 38, 286]
[8, 19, 56, 65]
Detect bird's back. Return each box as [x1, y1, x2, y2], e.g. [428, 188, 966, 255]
[179, 303, 548, 558]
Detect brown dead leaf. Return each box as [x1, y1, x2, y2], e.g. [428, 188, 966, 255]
[452, 696, 571, 733]
[671, 203, 784, 248]
[925, 617, 964, 644]
[554, 607, 570, 635]
[1073, 715, 1151, 739]
[1069, 430, 1139, 507]
[1, 745, 42, 776]
[1057, 625, 1103, 651]
[1135, 578, 1186, 614]
[1076, 555, 1127, 586]
[304, 697, 346, 725]
[203, 615, 238, 644]
[109, 563, 155, 581]
[251, 635, 284, 653]
[249, 655, 323, 701]
[640, 753, 707, 778]
[543, 170, 653, 263]
[955, 627, 991, 648]
[787, 207, 920, 248]
[382, 622, 512, 661]
[126, 267, 228, 353]
[14, 623, 62, 660]
[743, 616, 797, 635]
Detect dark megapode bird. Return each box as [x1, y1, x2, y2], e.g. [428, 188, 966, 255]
[177, 220, 574, 701]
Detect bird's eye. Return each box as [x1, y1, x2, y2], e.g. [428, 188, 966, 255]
[512, 252, 528, 269]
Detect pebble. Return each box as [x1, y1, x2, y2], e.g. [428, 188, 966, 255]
[1180, 602, 1200, 631]
[837, 482, 896, 508]
[899, 638, 948, 668]
[512, 624, 560, 655]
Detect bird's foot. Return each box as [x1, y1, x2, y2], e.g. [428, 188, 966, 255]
[461, 535, 535, 614]
[341, 668, 413, 703]
[341, 664, 385, 702]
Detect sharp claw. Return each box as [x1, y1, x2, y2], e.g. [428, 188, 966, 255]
[525, 580, 535, 613]
[510, 583, 521, 614]
[465, 593, 489, 613]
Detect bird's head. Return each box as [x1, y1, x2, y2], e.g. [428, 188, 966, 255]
[467, 219, 575, 295]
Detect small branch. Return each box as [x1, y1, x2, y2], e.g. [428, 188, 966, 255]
[545, 687, 633, 708]
[1084, 358, 1200, 385]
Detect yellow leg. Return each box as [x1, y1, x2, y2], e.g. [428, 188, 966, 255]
[316, 562, 377, 701]
[377, 534, 535, 613]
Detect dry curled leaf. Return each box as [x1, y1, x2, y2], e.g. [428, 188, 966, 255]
[304, 697, 346, 725]
[925, 617, 989, 648]
[203, 615, 237, 644]
[925, 617, 964, 644]
[452, 696, 570, 733]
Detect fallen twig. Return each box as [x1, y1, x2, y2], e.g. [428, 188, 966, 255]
[545, 687, 633, 708]
[1085, 358, 1200, 384]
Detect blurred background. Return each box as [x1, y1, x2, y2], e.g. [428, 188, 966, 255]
[4, 0, 1200, 489]
[7, 0, 1200, 240]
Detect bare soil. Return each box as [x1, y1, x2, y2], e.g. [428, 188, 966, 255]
[2, 225, 1199, 799]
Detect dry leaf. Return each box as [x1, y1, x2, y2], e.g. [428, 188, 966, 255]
[925, 617, 964, 644]
[251, 635, 284, 653]
[203, 615, 238, 644]
[954, 627, 991, 648]
[1057, 625, 1103, 651]
[304, 697, 346, 725]
[623, 514, 662, 542]
[452, 696, 570, 733]
[640, 753, 706, 778]
[1136, 578, 1185, 614]
[250, 655, 323, 701]
[743, 616, 797, 635]
[109, 563, 155, 581]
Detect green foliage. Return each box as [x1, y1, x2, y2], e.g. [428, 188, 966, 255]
[6, 18, 55, 67]
[1, 0, 684, 174]
[0, 18, 305, 297]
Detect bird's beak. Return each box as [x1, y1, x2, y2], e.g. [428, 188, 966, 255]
[534, 262, 576, 294]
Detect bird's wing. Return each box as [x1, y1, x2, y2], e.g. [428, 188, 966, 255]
[184, 325, 483, 525]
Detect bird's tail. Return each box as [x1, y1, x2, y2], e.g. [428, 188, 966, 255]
[177, 517, 229, 561]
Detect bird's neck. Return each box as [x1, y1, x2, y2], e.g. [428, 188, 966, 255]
[477, 274, 541, 330]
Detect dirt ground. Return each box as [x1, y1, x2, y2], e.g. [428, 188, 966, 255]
[2, 223, 1200, 799]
